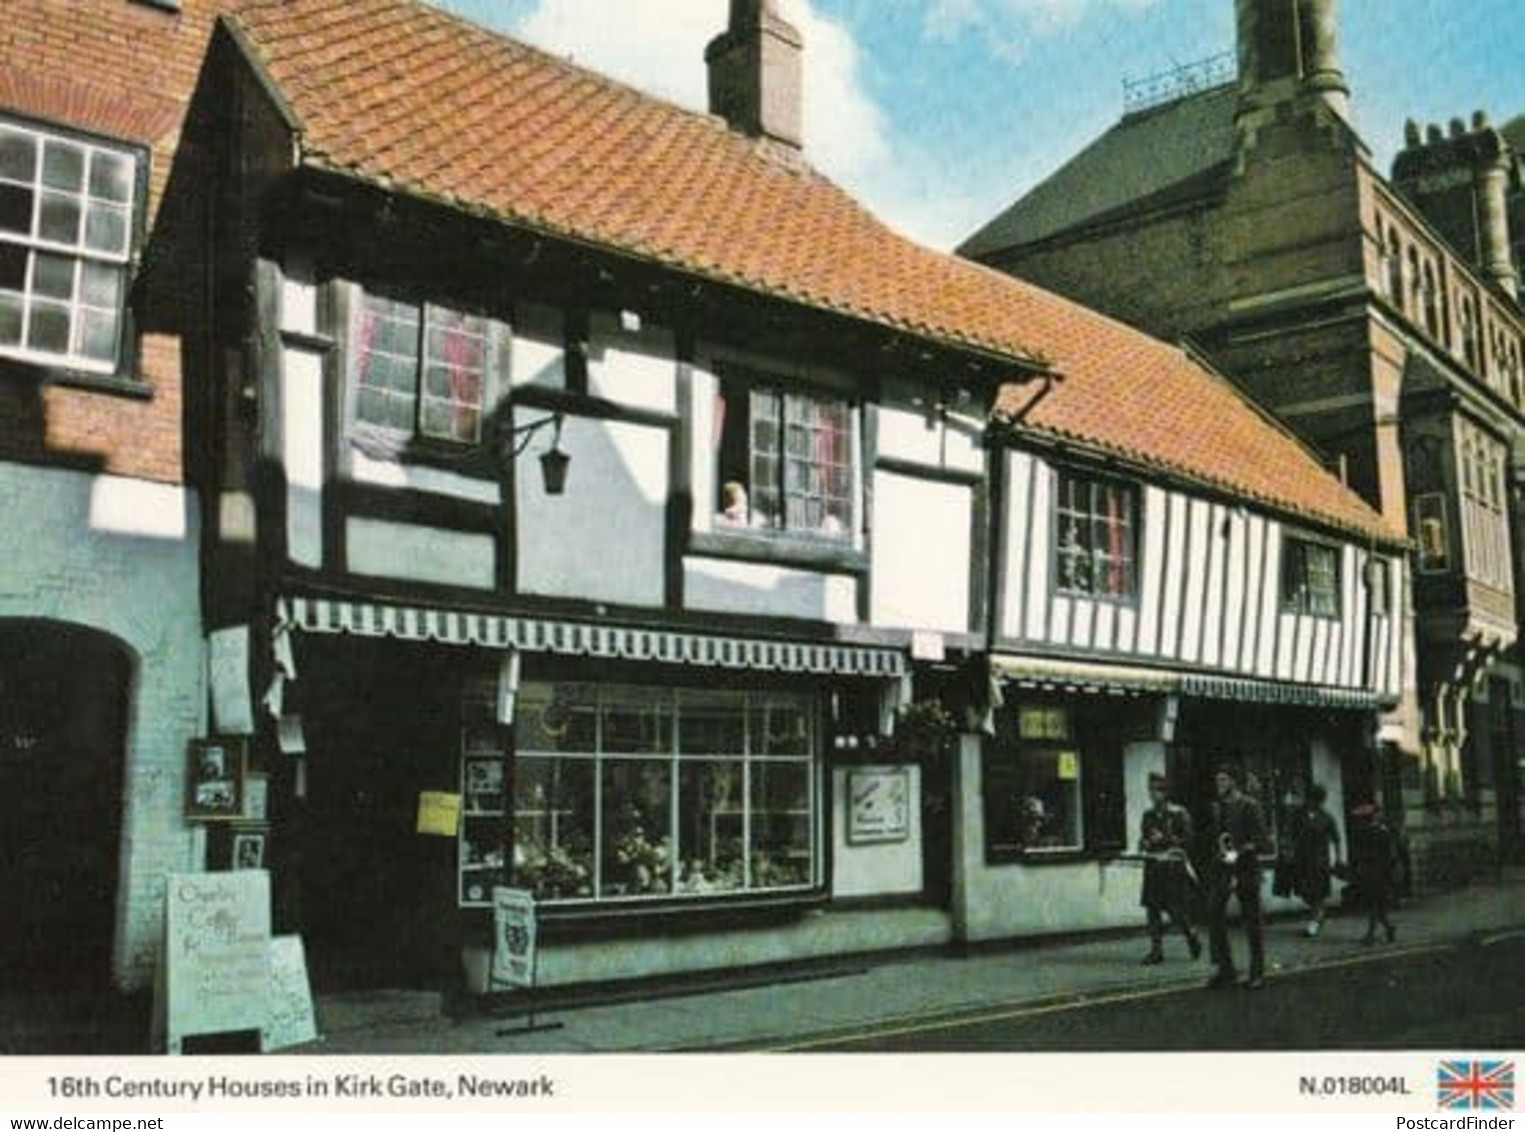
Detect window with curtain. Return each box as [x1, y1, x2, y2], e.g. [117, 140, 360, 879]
[715, 369, 855, 541]
[1282, 537, 1341, 617]
[0, 117, 137, 374]
[354, 292, 488, 445]
[511, 683, 819, 904]
[1055, 470, 1138, 599]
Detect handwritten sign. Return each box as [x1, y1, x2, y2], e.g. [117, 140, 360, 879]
[263, 935, 318, 1052]
[490, 887, 538, 989]
[417, 791, 462, 837]
[847, 767, 912, 845]
[157, 871, 271, 1054]
[209, 627, 255, 736]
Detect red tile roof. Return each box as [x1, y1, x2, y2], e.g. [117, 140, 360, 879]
[228, 0, 1400, 545]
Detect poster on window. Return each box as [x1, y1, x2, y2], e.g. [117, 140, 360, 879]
[847, 767, 911, 845]
[490, 886, 537, 990]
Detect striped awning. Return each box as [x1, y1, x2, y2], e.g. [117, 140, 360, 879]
[278, 596, 906, 678]
[993, 654, 1380, 710]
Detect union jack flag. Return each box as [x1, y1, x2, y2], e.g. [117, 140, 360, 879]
[1437, 1061, 1515, 1110]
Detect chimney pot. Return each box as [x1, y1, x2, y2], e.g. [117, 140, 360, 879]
[1473, 109, 1490, 130]
[1427, 123, 1444, 144]
[1450, 117, 1467, 139]
[1404, 119, 1421, 148]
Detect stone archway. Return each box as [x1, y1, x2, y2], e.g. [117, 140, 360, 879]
[0, 619, 132, 989]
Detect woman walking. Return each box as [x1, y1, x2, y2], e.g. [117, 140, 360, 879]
[1292, 782, 1341, 937]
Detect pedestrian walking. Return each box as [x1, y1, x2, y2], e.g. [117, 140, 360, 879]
[1350, 802, 1399, 945]
[1204, 764, 1271, 990]
[1138, 772, 1202, 965]
[1291, 782, 1342, 937]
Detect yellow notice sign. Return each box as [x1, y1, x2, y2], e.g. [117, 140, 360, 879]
[1057, 751, 1080, 781]
[417, 791, 462, 837]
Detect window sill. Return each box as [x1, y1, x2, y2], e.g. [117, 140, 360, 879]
[984, 848, 1115, 868]
[0, 356, 153, 400]
[347, 432, 496, 478]
[689, 528, 869, 574]
[479, 888, 829, 938]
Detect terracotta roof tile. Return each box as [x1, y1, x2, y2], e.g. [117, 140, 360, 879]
[228, 0, 1399, 545]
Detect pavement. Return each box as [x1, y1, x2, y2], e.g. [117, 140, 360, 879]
[291, 869, 1525, 1054]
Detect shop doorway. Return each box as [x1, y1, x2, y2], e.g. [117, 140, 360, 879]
[294, 639, 466, 991]
[0, 620, 130, 989]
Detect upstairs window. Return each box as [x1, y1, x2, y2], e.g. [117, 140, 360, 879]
[716, 369, 855, 541]
[1055, 470, 1138, 599]
[354, 293, 487, 446]
[1282, 537, 1341, 618]
[1414, 493, 1451, 573]
[0, 119, 137, 374]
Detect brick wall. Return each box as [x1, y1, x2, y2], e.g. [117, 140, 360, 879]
[0, 0, 229, 485]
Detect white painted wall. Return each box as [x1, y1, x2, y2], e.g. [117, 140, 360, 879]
[350, 449, 500, 506]
[281, 344, 325, 569]
[870, 470, 971, 632]
[586, 311, 677, 414]
[684, 557, 857, 623]
[876, 403, 983, 476]
[346, 518, 496, 590]
[1001, 450, 1396, 694]
[515, 412, 668, 606]
[510, 304, 566, 390]
[0, 464, 205, 990]
[830, 764, 923, 899]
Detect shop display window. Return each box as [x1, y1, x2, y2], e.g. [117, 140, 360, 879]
[512, 683, 819, 904]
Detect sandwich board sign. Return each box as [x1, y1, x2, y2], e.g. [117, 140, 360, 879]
[263, 934, 319, 1052]
[153, 871, 271, 1054]
[490, 886, 537, 989]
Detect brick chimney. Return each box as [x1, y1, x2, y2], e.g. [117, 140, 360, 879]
[705, 0, 804, 151]
[1235, 0, 1350, 122]
[1392, 111, 1518, 298]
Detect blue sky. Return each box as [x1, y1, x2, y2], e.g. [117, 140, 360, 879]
[434, 0, 1524, 249]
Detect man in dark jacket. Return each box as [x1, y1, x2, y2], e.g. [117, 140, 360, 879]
[1205, 764, 1270, 989]
[1139, 772, 1201, 965]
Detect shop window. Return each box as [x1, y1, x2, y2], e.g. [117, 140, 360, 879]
[1414, 493, 1451, 573]
[1281, 537, 1341, 617]
[1054, 470, 1138, 599]
[0, 116, 139, 376]
[984, 704, 1085, 858]
[715, 368, 855, 541]
[354, 292, 488, 447]
[511, 684, 818, 904]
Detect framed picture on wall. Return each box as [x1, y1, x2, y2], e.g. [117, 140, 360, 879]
[185, 737, 247, 822]
[230, 829, 266, 871]
[242, 774, 269, 823]
[847, 767, 912, 845]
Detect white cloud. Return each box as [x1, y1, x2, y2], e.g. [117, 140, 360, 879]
[926, 0, 1159, 60]
[436, 0, 1111, 249]
[506, 0, 889, 187]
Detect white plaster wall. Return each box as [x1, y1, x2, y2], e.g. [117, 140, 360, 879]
[876, 404, 983, 475]
[510, 304, 566, 390]
[516, 412, 667, 606]
[346, 518, 496, 590]
[870, 470, 971, 632]
[281, 344, 324, 569]
[0, 465, 205, 990]
[350, 449, 500, 506]
[587, 311, 677, 413]
[684, 557, 857, 623]
[463, 906, 952, 991]
[831, 764, 923, 899]
[951, 735, 1142, 940]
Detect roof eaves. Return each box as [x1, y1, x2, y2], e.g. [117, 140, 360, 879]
[218, 14, 306, 137]
[299, 155, 1057, 381]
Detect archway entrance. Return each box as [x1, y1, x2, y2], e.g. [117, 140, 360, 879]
[0, 620, 130, 989]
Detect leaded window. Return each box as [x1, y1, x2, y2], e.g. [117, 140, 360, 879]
[1055, 471, 1138, 599]
[0, 118, 136, 372]
[355, 293, 488, 445]
[1282, 538, 1341, 618]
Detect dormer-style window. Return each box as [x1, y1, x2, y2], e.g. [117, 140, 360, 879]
[715, 368, 856, 542]
[0, 117, 138, 376]
[1282, 537, 1341, 618]
[1054, 470, 1138, 600]
[354, 293, 487, 446]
